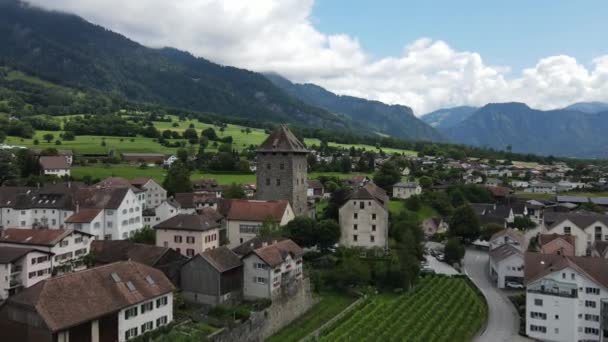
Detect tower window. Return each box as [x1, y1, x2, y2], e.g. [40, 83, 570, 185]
[266, 163, 271, 170]
[280, 163, 284, 170]
[276, 179, 281, 186]
[266, 178, 270, 186]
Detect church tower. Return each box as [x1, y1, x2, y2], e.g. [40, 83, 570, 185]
[256, 124, 308, 216]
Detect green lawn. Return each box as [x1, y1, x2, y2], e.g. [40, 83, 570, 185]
[318, 276, 486, 342]
[389, 200, 437, 220]
[154, 321, 218, 342]
[267, 293, 356, 342]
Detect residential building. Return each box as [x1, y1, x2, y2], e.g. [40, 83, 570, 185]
[539, 234, 576, 256]
[256, 124, 308, 216]
[192, 179, 223, 198]
[180, 246, 243, 306]
[392, 182, 422, 199]
[0, 261, 174, 342]
[0, 186, 77, 229]
[130, 177, 167, 208]
[154, 213, 221, 257]
[225, 199, 294, 248]
[525, 182, 557, 194]
[524, 253, 608, 342]
[241, 239, 303, 300]
[489, 228, 526, 252]
[39, 156, 71, 177]
[510, 180, 530, 189]
[421, 217, 449, 237]
[339, 183, 389, 249]
[143, 198, 181, 227]
[174, 192, 218, 212]
[489, 244, 524, 288]
[0, 228, 92, 273]
[485, 178, 503, 187]
[0, 246, 53, 300]
[542, 211, 608, 256]
[122, 153, 166, 164]
[307, 179, 326, 199]
[90, 240, 187, 286]
[163, 155, 178, 167]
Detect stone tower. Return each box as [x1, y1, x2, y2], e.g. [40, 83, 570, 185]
[256, 124, 308, 216]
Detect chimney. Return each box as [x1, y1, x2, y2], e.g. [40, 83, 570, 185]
[76, 201, 80, 213]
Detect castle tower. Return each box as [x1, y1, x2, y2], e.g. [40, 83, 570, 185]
[256, 124, 308, 216]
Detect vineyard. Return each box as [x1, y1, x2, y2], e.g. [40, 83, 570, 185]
[317, 276, 487, 342]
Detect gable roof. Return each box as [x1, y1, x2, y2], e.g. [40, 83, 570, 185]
[489, 243, 522, 263]
[130, 177, 153, 186]
[490, 228, 526, 247]
[198, 246, 242, 273]
[348, 183, 388, 207]
[65, 208, 102, 223]
[246, 239, 303, 267]
[154, 213, 220, 232]
[393, 182, 419, 188]
[93, 177, 143, 193]
[192, 179, 222, 192]
[257, 124, 308, 153]
[544, 211, 608, 230]
[90, 240, 184, 266]
[0, 229, 90, 247]
[7, 261, 174, 332]
[75, 187, 131, 210]
[0, 246, 52, 264]
[486, 186, 512, 198]
[538, 233, 575, 248]
[232, 236, 287, 257]
[39, 156, 70, 170]
[225, 199, 290, 222]
[307, 179, 324, 189]
[524, 252, 608, 289]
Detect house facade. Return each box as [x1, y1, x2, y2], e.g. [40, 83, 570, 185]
[225, 199, 294, 248]
[542, 212, 608, 256]
[539, 234, 576, 256]
[130, 178, 167, 209]
[39, 156, 71, 177]
[392, 182, 422, 199]
[489, 228, 526, 252]
[339, 183, 389, 249]
[489, 244, 524, 288]
[0, 247, 53, 300]
[154, 213, 221, 257]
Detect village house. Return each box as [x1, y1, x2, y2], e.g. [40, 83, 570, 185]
[180, 246, 243, 306]
[539, 234, 576, 256]
[0, 261, 175, 342]
[129, 177, 167, 208]
[524, 253, 608, 341]
[542, 211, 608, 256]
[525, 182, 557, 194]
[143, 198, 181, 227]
[154, 213, 221, 257]
[0, 186, 77, 229]
[0, 228, 92, 273]
[39, 156, 71, 177]
[174, 192, 218, 212]
[485, 178, 503, 187]
[489, 244, 524, 288]
[421, 217, 449, 237]
[241, 239, 303, 300]
[489, 228, 526, 251]
[392, 181, 422, 199]
[192, 179, 224, 198]
[306, 179, 326, 199]
[339, 183, 389, 249]
[0, 246, 53, 301]
[225, 199, 294, 248]
[122, 153, 166, 164]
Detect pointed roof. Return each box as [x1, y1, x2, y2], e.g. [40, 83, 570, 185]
[257, 124, 308, 153]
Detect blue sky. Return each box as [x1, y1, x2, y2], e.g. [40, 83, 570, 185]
[312, 0, 608, 74]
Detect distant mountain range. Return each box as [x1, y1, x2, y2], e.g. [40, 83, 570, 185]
[423, 102, 608, 158]
[265, 73, 444, 142]
[562, 102, 608, 114]
[420, 106, 478, 130]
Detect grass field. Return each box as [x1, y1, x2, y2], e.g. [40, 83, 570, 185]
[389, 200, 438, 220]
[267, 293, 356, 342]
[318, 276, 486, 342]
[154, 321, 218, 342]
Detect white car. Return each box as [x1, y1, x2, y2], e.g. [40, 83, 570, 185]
[506, 281, 524, 289]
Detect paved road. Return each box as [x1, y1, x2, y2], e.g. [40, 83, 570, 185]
[464, 248, 531, 342]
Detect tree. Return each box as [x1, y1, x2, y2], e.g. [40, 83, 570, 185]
[419, 176, 433, 189]
[404, 195, 421, 211]
[162, 160, 192, 195]
[449, 189, 466, 207]
[183, 128, 198, 140]
[129, 227, 155, 245]
[324, 186, 352, 220]
[449, 204, 480, 241]
[444, 238, 465, 264]
[62, 131, 76, 141]
[315, 220, 341, 251]
[339, 156, 352, 173]
[373, 161, 401, 190]
[176, 148, 189, 164]
[43, 133, 54, 143]
[509, 216, 537, 230]
[283, 217, 317, 247]
[480, 223, 504, 241]
[259, 218, 281, 238]
[0, 151, 18, 185]
[224, 183, 246, 199]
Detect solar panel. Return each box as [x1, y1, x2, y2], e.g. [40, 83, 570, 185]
[111, 272, 121, 282]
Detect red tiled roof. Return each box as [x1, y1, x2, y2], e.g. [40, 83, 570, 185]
[39, 156, 70, 170]
[226, 199, 289, 222]
[154, 214, 220, 232]
[539, 233, 575, 248]
[0, 229, 86, 247]
[248, 239, 303, 267]
[524, 252, 608, 288]
[65, 208, 102, 223]
[486, 186, 513, 198]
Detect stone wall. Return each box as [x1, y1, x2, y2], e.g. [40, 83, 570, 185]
[256, 151, 308, 216]
[209, 278, 317, 342]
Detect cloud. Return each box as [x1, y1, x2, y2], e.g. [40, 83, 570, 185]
[24, 0, 608, 115]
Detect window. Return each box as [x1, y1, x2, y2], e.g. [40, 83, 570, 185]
[254, 276, 267, 284]
[125, 307, 138, 319]
[370, 235, 375, 243]
[585, 327, 599, 335]
[586, 287, 600, 295]
[104, 234, 112, 240]
[266, 178, 270, 186]
[564, 226, 571, 235]
[31, 258, 37, 265]
[239, 224, 260, 234]
[530, 325, 546, 333]
[156, 316, 168, 327]
[372, 213, 377, 220]
[353, 224, 358, 230]
[186, 249, 195, 257]
[28, 271, 36, 279]
[279, 163, 284, 170]
[125, 327, 138, 340]
[141, 301, 153, 314]
[585, 314, 600, 322]
[276, 179, 281, 186]
[254, 262, 268, 270]
[107, 210, 113, 216]
[107, 222, 113, 228]
[156, 296, 168, 308]
[534, 299, 543, 306]
[585, 300, 597, 308]
[123, 209, 127, 214]
[163, 241, 168, 247]
[372, 225, 376, 232]
[530, 312, 547, 320]
[186, 236, 195, 244]
[174, 236, 182, 243]
[75, 237, 83, 244]
[360, 202, 364, 209]
[354, 213, 358, 219]
[353, 234, 358, 242]
[266, 163, 271, 170]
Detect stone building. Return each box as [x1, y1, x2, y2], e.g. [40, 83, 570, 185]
[256, 125, 308, 216]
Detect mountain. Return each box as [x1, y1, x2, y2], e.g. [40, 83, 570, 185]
[562, 102, 608, 114]
[0, 1, 350, 130]
[444, 102, 608, 158]
[265, 73, 444, 142]
[420, 106, 478, 130]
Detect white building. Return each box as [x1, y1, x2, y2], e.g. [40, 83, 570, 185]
[240, 239, 303, 300]
[339, 183, 389, 249]
[130, 177, 167, 209]
[143, 199, 181, 227]
[525, 253, 608, 342]
[525, 182, 557, 194]
[489, 244, 524, 288]
[0, 186, 76, 229]
[39, 156, 71, 177]
[392, 182, 422, 199]
[510, 180, 530, 189]
[225, 199, 294, 248]
[0, 261, 174, 342]
[489, 228, 526, 252]
[542, 212, 608, 256]
[154, 213, 221, 257]
[0, 246, 53, 300]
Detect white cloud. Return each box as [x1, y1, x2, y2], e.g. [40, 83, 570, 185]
[25, 0, 608, 115]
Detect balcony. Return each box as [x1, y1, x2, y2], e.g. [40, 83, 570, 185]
[9, 278, 22, 288]
[11, 265, 22, 275]
[528, 279, 578, 298]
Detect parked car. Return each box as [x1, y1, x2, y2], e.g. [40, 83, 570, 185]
[421, 266, 435, 274]
[506, 281, 525, 289]
[436, 253, 445, 262]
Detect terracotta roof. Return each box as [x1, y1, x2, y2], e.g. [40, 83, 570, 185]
[232, 236, 287, 256]
[39, 156, 70, 170]
[544, 211, 608, 230]
[7, 261, 175, 332]
[75, 187, 131, 210]
[347, 183, 388, 208]
[524, 252, 608, 289]
[0, 229, 90, 247]
[154, 214, 220, 232]
[200, 207, 223, 223]
[65, 208, 102, 223]
[0, 246, 51, 263]
[93, 177, 143, 193]
[226, 199, 289, 222]
[539, 234, 575, 248]
[489, 243, 522, 263]
[307, 179, 324, 189]
[257, 124, 308, 153]
[247, 239, 303, 267]
[486, 186, 513, 198]
[130, 177, 153, 186]
[198, 246, 242, 273]
[90, 240, 185, 266]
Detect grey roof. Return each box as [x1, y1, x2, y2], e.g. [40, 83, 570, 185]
[489, 243, 522, 263]
[590, 197, 608, 206]
[257, 124, 308, 153]
[154, 213, 220, 232]
[393, 182, 419, 188]
[199, 246, 242, 273]
[232, 236, 287, 257]
[544, 211, 608, 230]
[556, 196, 589, 204]
[490, 228, 526, 247]
[0, 246, 51, 264]
[348, 183, 388, 207]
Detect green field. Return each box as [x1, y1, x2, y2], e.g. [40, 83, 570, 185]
[267, 293, 356, 342]
[154, 321, 218, 342]
[318, 276, 486, 342]
[389, 200, 438, 220]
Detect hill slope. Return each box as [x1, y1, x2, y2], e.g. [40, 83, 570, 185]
[444, 103, 608, 158]
[265, 73, 444, 142]
[562, 102, 608, 114]
[0, 1, 348, 129]
[420, 106, 478, 130]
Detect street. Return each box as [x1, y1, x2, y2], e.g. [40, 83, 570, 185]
[463, 248, 531, 342]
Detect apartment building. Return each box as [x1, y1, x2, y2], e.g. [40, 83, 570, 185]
[542, 211, 608, 256]
[0, 246, 53, 300]
[339, 183, 389, 249]
[154, 213, 221, 257]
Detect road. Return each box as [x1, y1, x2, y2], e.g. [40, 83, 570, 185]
[464, 248, 531, 342]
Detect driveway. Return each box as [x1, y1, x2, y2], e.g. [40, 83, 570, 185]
[464, 248, 532, 342]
